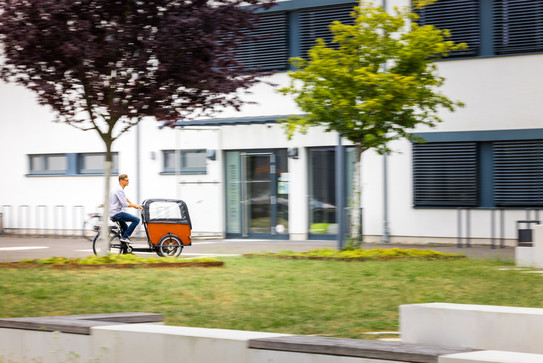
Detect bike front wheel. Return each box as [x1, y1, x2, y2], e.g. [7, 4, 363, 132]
[157, 235, 183, 257]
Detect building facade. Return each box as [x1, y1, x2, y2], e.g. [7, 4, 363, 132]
[1, 0, 543, 245]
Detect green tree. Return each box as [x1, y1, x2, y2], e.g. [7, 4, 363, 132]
[278, 1, 465, 243]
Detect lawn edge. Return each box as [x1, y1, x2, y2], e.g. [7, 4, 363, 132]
[0, 261, 224, 269]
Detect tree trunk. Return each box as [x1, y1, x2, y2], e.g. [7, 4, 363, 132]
[349, 144, 365, 243]
[96, 141, 113, 256]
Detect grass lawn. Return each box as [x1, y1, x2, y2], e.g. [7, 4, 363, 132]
[1, 256, 542, 339]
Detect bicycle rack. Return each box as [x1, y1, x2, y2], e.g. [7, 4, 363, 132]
[73, 205, 85, 238]
[18, 205, 30, 238]
[490, 208, 506, 249]
[54, 205, 66, 238]
[36, 205, 48, 237]
[1, 205, 12, 235]
[457, 208, 471, 248]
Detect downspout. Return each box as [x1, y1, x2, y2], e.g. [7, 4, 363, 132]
[136, 123, 141, 204]
[381, 0, 390, 243]
[336, 134, 345, 249]
[383, 153, 389, 243]
[176, 128, 181, 199]
[136, 123, 142, 237]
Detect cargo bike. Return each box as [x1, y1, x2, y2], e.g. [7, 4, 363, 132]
[92, 199, 192, 257]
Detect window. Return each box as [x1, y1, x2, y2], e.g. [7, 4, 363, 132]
[413, 131, 543, 208]
[227, 1, 357, 71]
[78, 153, 118, 175]
[27, 152, 118, 176]
[163, 150, 207, 175]
[493, 0, 543, 54]
[412, 142, 479, 207]
[299, 3, 357, 59]
[234, 11, 289, 70]
[494, 141, 543, 206]
[28, 154, 67, 175]
[412, 0, 543, 59]
[307, 146, 355, 237]
[226, 0, 543, 71]
[413, 0, 480, 57]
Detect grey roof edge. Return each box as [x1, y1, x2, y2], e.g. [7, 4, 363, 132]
[413, 128, 543, 143]
[164, 114, 305, 128]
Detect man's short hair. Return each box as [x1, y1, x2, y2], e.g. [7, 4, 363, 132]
[119, 174, 128, 181]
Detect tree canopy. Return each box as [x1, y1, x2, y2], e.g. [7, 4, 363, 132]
[278, 1, 465, 154]
[0, 0, 275, 145]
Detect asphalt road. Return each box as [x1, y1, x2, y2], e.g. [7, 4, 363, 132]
[0, 235, 515, 262]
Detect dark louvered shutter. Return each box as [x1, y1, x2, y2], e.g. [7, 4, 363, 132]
[413, 0, 480, 57]
[413, 142, 478, 207]
[299, 3, 357, 58]
[493, 1, 543, 54]
[234, 12, 289, 70]
[494, 141, 543, 206]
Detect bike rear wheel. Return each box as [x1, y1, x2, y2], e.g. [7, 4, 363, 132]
[92, 232, 124, 255]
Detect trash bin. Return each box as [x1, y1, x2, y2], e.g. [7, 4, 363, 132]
[516, 220, 540, 246]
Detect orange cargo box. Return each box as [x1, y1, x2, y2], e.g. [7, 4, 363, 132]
[146, 222, 191, 246]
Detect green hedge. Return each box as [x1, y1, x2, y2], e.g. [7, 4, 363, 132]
[244, 248, 466, 261]
[18, 254, 220, 265]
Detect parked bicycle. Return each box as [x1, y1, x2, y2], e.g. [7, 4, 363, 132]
[92, 199, 192, 257]
[82, 210, 102, 241]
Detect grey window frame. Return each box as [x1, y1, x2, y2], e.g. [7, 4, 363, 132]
[28, 154, 68, 176]
[413, 129, 543, 209]
[298, 2, 357, 59]
[493, 140, 543, 207]
[412, 0, 543, 59]
[233, 11, 289, 71]
[493, 0, 543, 55]
[77, 152, 119, 175]
[412, 142, 479, 207]
[229, 1, 357, 71]
[162, 149, 207, 175]
[230, 0, 543, 71]
[27, 152, 118, 176]
[413, 0, 480, 57]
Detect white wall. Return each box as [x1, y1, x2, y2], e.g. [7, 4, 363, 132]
[3, 18, 543, 242]
[0, 71, 344, 237]
[359, 53, 543, 243]
[433, 54, 543, 132]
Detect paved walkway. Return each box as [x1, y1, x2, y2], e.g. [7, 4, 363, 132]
[0, 235, 515, 262]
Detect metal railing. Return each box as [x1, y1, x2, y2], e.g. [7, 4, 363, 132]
[1, 204, 94, 238]
[457, 207, 541, 248]
[2, 204, 536, 246]
[0, 204, 147, 239]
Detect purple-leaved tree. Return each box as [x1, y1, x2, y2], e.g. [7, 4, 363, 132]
[0, 0, 275, 254]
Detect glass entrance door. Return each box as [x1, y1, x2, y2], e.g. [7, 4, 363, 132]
[242, 153, 273, 236]
[225, 150, 288, 239]
[308, 147, 355, 239]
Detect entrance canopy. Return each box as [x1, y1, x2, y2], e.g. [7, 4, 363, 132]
[164, 115, 288, 128]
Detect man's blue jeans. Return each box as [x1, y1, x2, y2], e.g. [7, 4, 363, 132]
[111, 212, 140, 239]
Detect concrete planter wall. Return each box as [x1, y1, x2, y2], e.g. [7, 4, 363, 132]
[4, 305, 543, 363]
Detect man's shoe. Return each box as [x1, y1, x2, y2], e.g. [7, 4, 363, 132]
[120, 237, 132, 243]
